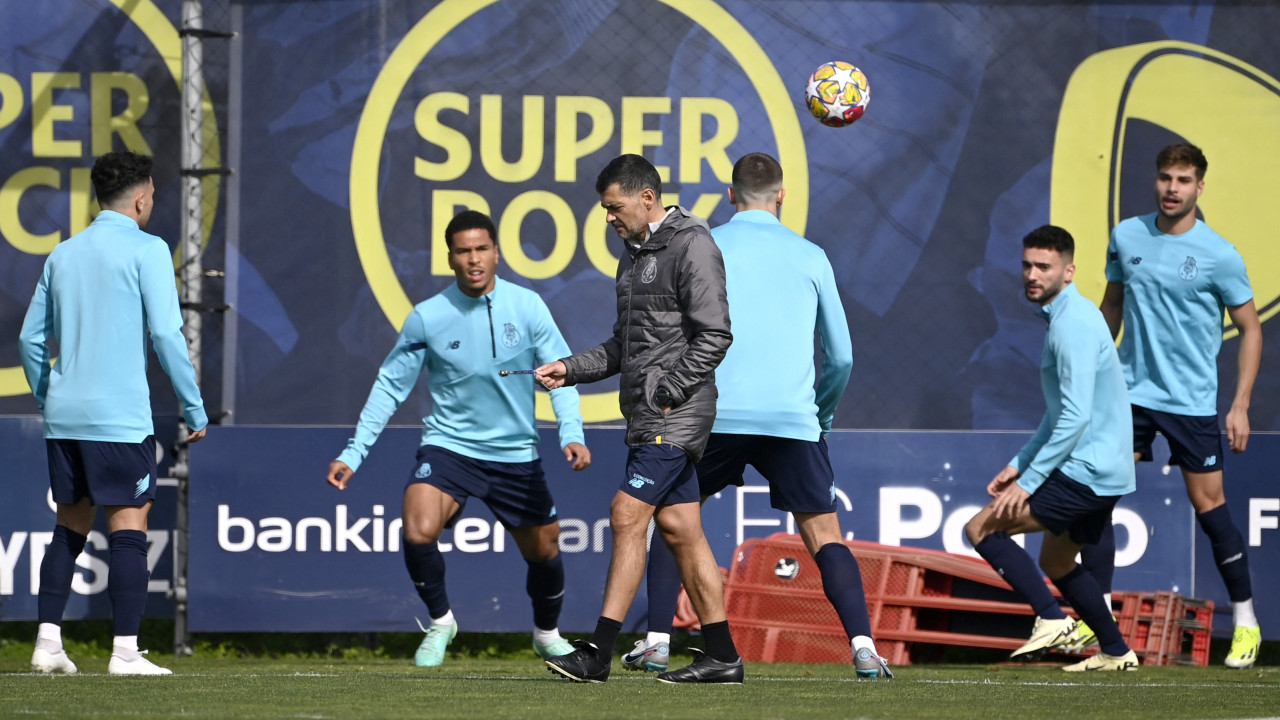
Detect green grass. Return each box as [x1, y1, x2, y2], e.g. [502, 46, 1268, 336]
[2, 645, 1278, 720]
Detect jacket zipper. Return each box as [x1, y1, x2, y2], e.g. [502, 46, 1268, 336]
[485, 296, 496, 358]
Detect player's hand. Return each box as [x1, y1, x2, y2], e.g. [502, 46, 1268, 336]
[986, 465, 1020, 498]
[991, 482, 1030, 520]
[535, 360, 568, 389]
[328, 460, 354, 490]
[563, 442, 591, 471]
[187, 426, 208, 444]
[1226, 404, 1250, 453]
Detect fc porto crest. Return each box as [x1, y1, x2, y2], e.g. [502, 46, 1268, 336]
[1179, 256, 1199, 281]
[502, 322, 521, 348]
[414, 463, 432, 479]
[640, 255, 658, 284]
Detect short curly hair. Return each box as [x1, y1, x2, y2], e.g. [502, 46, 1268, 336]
[91, 151, 153, 207]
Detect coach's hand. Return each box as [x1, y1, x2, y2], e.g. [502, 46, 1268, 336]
[535, 360, 568, 390]
[327, 460, 354, 490]
[564, 442, 591, 471]
[187, 426, 207, 444]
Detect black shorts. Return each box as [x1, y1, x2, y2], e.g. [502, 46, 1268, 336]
[407, 445, 554, 529]
[1132, 405, 1223, 473]
[620, 443, 700, 507]
[1027, 469, 1120, 546]
[696, 434, 836, 513]
[46, 437, 159, 507]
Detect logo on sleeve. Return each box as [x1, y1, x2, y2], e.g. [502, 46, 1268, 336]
[448, 340, 461, 350]
[502, 322, 521, 348]
[1129, 256, 1142, 265]
[1179, 256, 1199, 281]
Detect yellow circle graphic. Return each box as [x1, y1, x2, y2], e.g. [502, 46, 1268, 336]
[1, 0, 222, 398]
[350, 0, 807, 422]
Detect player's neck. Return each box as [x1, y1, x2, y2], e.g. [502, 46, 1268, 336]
[1155, 210, 1196, 236]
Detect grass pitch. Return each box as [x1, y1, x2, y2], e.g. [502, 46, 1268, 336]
[2, 650, 1278, 720]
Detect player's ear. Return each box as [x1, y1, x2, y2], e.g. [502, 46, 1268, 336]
[776, 188, 786, 207]
[727, 187, 737, 205]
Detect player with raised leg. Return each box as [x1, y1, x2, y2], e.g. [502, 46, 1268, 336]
[1098, 143, 1263, 668]
[964, 225, 1139, 672]
[537, 154, 742, 684]
[327, 210, 591, 667]
[622, 152, 891, 679]
[21, 151, 209, 676]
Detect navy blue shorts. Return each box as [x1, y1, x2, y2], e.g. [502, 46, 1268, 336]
[696, 434, 836, 513]
[407, 445, 554, 529]
[1027, 469, 1120, 546]
[1132, 405, 1223, 473]
[46, 437, 159, 507]
[621, 443, 701, 507]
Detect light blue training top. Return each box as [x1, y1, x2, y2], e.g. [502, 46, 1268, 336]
[20, 210, 208, 442]
[1010, 283, 1135, 497]
[1106, 213, 1253, 416]
[710, 210, 853, 439]
[337, 277, 585, 471]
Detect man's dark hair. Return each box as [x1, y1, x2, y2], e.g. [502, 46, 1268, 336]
[1157, 142, 1208, 180]
[91, 151, 153, 207]
[731, 152, 783, 204]
[444, 209, 497, 249]
[595, 154, 661, 197]
[1023, 224, 1075, 260]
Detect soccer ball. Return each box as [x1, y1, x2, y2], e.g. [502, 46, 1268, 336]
[804, 61, 870, 127]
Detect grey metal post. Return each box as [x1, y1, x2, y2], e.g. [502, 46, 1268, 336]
[174, 0, 206, 658]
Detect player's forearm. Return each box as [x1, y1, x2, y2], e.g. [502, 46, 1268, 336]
[1232, 324, 1262, 411]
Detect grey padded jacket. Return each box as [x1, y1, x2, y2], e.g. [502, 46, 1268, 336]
[562, 207, 731, 462]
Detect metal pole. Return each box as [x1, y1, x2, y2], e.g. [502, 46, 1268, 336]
[175, 0, 206, 658]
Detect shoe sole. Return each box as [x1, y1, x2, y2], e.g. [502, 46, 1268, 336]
[621, 659, 669, 672]
[1011, 628, 1075, 658]
[656, 676, 742, 685]
[31, 665, 76, 675]
[545, 662, 606, 683]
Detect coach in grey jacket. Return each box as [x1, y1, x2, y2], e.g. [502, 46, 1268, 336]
[537, 155, 744, 685]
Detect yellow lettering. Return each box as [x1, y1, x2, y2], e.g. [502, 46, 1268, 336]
[70, 166, 96, 235]
[0, 166, 62, 254]
[414, 92, 471, 182]
[582, 204, 618, 278]
[687, 192, 722, 220]
[553, 96, 613, 183]
[0, 73, 22, 131]
[91, 72, 152, 156]
[31, 72, 82, 158]
[620, 96, 671, 183]
[430, 189, 490, 276]
[679, 98, 737, 184]
[498, 191, 576, 279]
[479, 95, 544, 182]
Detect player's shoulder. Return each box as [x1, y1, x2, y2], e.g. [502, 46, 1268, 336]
[1112, 214, 1155, 241]
[1189, 220, 1240, 255]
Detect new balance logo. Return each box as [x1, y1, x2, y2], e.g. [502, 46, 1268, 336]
[1223, 552, 1243, 565]
[628, 474, 653, 489]
[1204, 455, 1217, 467]
[448, 340, 461, 349]
[134, 474, 151, 498]
[1129, 256, 1142, 265]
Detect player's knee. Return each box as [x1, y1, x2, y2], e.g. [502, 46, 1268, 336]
[963, 514, 985, 547]
[402, 519, 442, 545]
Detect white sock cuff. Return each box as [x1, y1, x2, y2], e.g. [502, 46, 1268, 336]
[432, 610, 455, 626]
[646, 632, 671, 647]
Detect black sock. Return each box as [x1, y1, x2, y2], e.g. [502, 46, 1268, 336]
[38, 525, 87, 625]
[526, 555, 565, 631]
[645, 535, 681, 635]
[700, 620, 739, 664]
[1197, 505, 1253, 603]
[107, 530, 149, 637]
[975, 533, 1065, 618]
[404, 541, 450, 618]
[588, 616, 623, 660]
[814, 543, 872, 639]
[1079, 519, 1116, 595]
